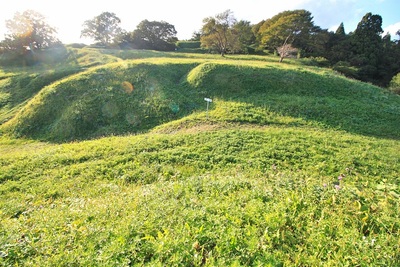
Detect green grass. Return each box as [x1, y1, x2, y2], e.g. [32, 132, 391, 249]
[1, 128, 399, 266]
[1, 56, 399, 141]
[0, 48, 399, 266]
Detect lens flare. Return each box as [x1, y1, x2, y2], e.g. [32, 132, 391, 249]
[122, 81, 134, 94]
[126, 112, 140, 126]
[102, 102, 119, 118]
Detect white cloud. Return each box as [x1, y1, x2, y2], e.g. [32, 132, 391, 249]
[384, 22, 400, 39]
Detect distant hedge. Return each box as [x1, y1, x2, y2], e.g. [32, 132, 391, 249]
[176, 41, 201, 49]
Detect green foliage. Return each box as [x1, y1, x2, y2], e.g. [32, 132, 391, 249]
[2, 10, 59, 52]
[175, 41, 205, 54]
[300, 57, 330, 67]
[332, 61, 359, 79]
[122, 20, 177, 51]
[81, 12, 123, 45]
[256, 10, 320, 53]
[335, 23, 346, 36]
[176, 41, 201, 49]
[348, 13, 385, 85]
[0, 45, 69, 67]
[233, 20, 257, 53]
[0, 10, 62, 67]
[200, 10, 242, 56]
[389, 72, 400, 95]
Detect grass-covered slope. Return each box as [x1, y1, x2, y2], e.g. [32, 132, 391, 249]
[0, 47, 121, 127]
[0, 128, 399, 266]
[0, 50, 399, 266]
[0, 68, 83, 124]
[1, 59, 200, 141]
[1, 57, 399, 141]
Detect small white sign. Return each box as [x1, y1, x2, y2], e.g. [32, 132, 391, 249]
[204, 98, 212, 102]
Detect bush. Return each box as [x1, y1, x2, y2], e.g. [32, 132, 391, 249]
[244, 45, 266, 55]
[301, 57, 330, 67]
[0, 45, 68, 66]
[0, 50, 35, 66]
[389, 72, 400, 95]
[332, 61, 359, 79]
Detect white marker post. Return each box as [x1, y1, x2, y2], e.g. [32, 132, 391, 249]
[204, 98, 212, 120]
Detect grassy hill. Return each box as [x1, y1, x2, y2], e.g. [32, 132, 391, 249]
[0, 48, 399, 266]
[1, 48, 399, 141]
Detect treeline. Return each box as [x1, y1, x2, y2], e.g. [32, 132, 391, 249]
[252, 10, 400, 87]
[0, 9, 399, 89]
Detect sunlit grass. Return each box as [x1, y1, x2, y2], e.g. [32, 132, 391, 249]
[0, 48, 399, 266]
[2, 55, 399, 141]
[1, 126, 399, 266]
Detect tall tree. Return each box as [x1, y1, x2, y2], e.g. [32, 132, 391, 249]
[351, 12, 383, 60]
[200, 10, 240, 56]
[2, 10, 59, 53]
[233, 20, 256, 53]
[326, 23, 351, 63]
[335, 22, 346, 36]
[256, 10, 319, 54]
[128, 20, 177, 51]
[81, 12, 122, 45]
[190, 31, 201, 41]
[349, 13, 384, 84]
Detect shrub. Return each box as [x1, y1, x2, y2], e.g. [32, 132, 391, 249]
[332, 61, 359, 79]
[301, 57, 330, 67]
[389, 72, 400, 95]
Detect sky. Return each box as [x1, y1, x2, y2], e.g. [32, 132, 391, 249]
[0, 0, 399, 44]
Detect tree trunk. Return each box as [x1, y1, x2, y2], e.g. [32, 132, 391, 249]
[220, 47, 226, 57]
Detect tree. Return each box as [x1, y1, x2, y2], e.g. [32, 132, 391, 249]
[349, 13, 384, 84]
[322, 13, 400, 86]
[378, 33, 399, 85]
[256, 10, 321, 56]
[81, 12, 122, 45]
[326, 23, 351, 63]
[277, 43, 298, 62]
[335, 22, 346, 36]
[190, 31, 201, 41]
[1, 10, 59, 53]
[200, 10, 241, 56]
[351, 12, 383, 63]
[389, 72, 400, 94]
[127, 20, 177, 51]
[232, 20, 256, 53]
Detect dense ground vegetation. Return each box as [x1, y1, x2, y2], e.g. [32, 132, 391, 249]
[0, 48, 399, 266]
